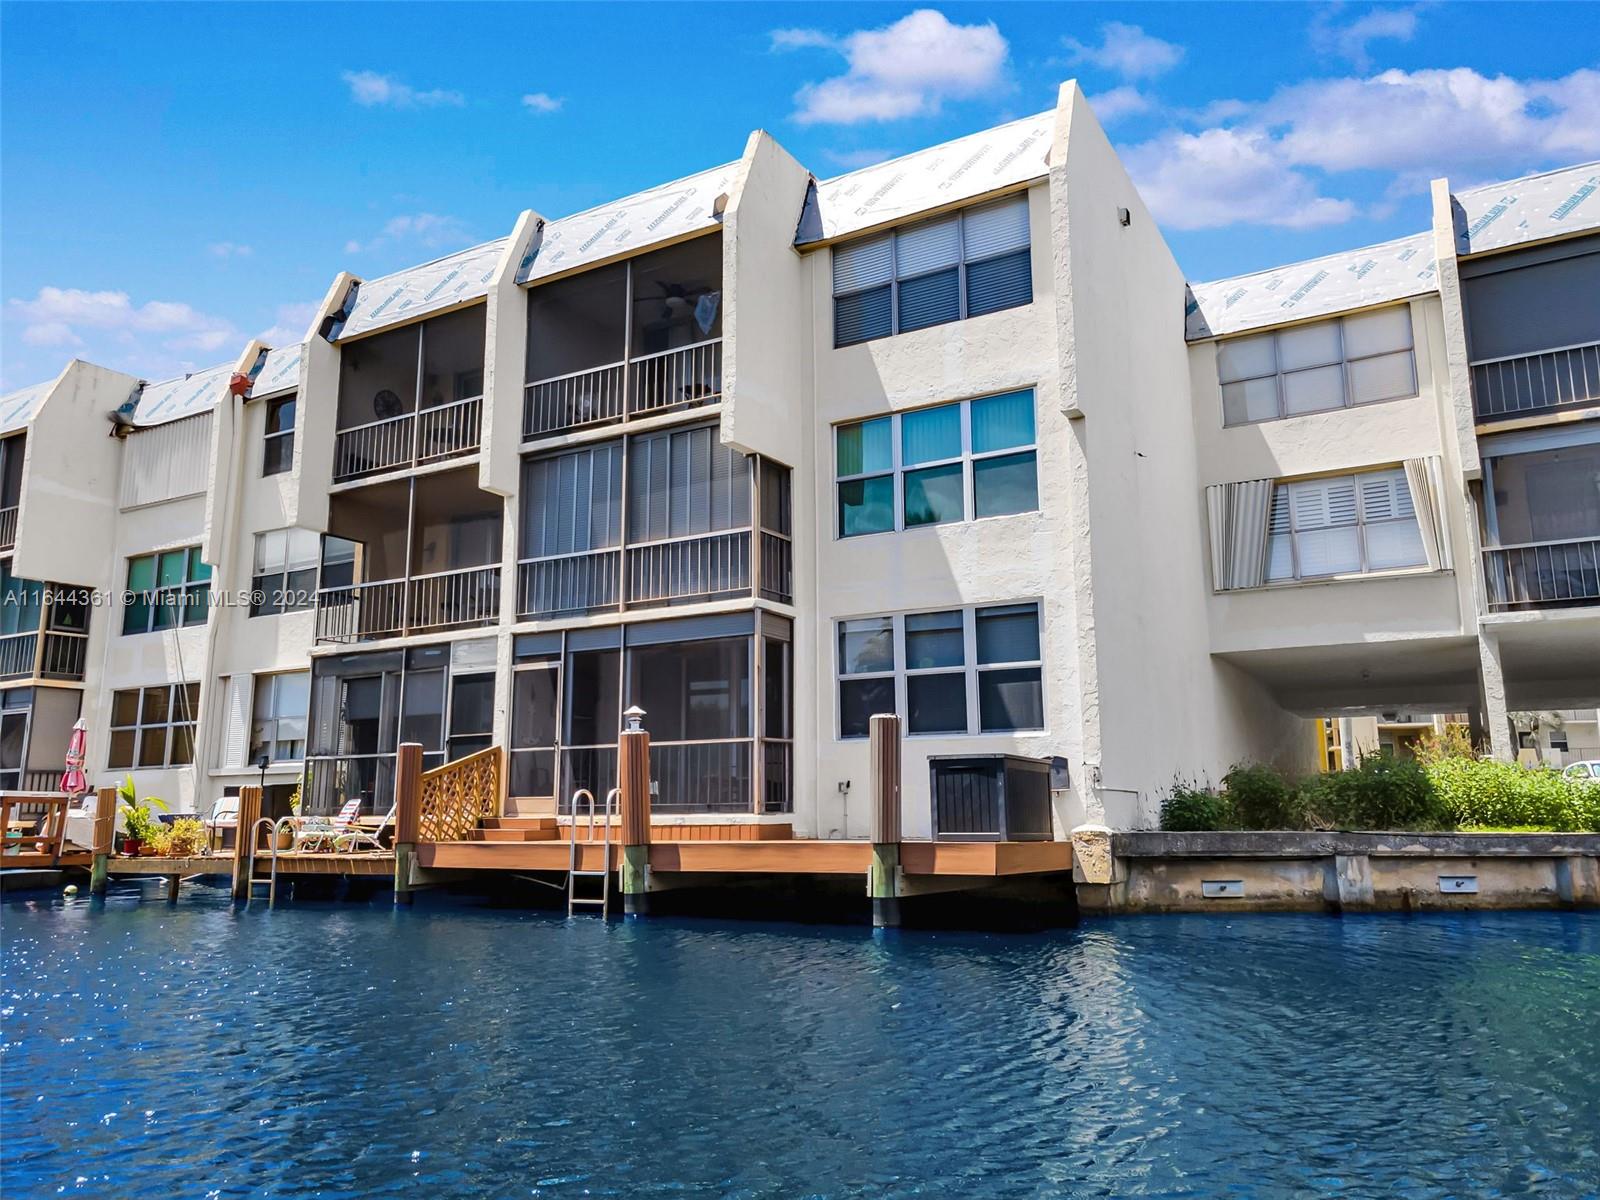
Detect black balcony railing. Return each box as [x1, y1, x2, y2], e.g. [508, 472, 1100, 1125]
[1472, 341, 1600, 422]
[333, 395, 482, 483]
[314, 565, 500, 644]
[523, 339, 721, 440]
[1483, 538, 1600, 609]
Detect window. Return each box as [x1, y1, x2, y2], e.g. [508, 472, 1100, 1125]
[263, 394, 296, 475]
[108, 683, 199, 769]
[122, 547, 211, 635]
[832, 194, 1032, 347]
[836, 602, 1044, 738]
[1266, 468, 1427, 582]
[836, 390, 1037, 537]
[1218, 306, 1417, 426]
[250, 672, 309, 763]
[251, 529, 320, 617]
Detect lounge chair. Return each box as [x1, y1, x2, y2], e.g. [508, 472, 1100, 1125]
[293, 797, 362, 852]
[204, 795, 240, 852]
[333, 803, 397, 853]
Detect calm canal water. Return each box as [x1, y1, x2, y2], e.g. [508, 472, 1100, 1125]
[3, 882, 1598, 1199]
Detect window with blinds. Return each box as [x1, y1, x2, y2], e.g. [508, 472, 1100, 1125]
[626, 425, 750, 542]
[1266, 467, 1427, 582]
[521, 442, 625, 560]
[1217, 306, 1417, 426]
[831, 193, 1033, 348]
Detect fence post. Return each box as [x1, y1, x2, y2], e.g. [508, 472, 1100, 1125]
[618, 707, 652, 916]
[868, 713, 902, 928]
[89, 786, 117, 895]
[393, 742, 424, 905]
[231, 786, 262, 901]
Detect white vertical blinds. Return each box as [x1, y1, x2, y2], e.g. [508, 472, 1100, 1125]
[522, 442, 623, 558]
[627, 425, 749, 542]
[119, 411, 214, 509]
[1403, 456, 1454, 571]
[1205, 479, 1274, 591]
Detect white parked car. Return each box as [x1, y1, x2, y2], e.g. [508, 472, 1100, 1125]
[1562, 761, 1600, 780]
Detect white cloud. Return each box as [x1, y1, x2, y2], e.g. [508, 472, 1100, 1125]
[789, 10, 1008, 125]
[258, 302, 319, 348]
[1087, 86, 1152, 124]
[341, 70, 464, 110]
[1311, 6, 1421, 69]
[4, 286, 242, 379]
[770, 27, 837, 52]
[1063, 22, 1183, 81]
[21, 321, 81, 347]
[822, 147, 897, 171]
[207, 241, 253, 260]
[521, 92, 563, 114]
[345, 212, 474, 256]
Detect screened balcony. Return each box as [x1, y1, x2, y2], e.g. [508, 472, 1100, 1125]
[0, 431, 22, 553]
[523, 234, 723, 439]
[333, 307, 485, 483]
[1480, 437, 1600, 610]
[516, 424, 791, 619]
[315, 467, 503, 643]
[0, 565, 89, 683]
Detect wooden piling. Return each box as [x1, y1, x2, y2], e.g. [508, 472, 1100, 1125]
[618, 725, 653, 915]
[868, 713, 902, 928]
[392, 742, 424, 905]
[230, 785, 262, 902]
[89, 786, 117, 895]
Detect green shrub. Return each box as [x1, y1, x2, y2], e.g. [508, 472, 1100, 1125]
[1426, 757, 1600, 832]
[1301, 754, 1450, 830]
[1222, 763, 1305, 829]
[1160, 779, 1233, 832]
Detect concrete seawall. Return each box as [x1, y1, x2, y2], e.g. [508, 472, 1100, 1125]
[1071, 828, 1600, 914]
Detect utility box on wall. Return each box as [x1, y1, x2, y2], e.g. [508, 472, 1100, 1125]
[928, 754, 1054, 842]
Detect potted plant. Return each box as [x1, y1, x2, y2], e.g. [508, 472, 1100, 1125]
[117, 775, 169, 856]
[167, 818, 206, 858]
[275, 784, 303, 851]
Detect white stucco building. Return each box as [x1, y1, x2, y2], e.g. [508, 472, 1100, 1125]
[2, 82, 1596, 836]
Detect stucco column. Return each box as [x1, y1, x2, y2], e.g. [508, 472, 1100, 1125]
[1478, 632, 1514, 760]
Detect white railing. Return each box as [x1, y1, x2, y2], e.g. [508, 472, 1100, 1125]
[408, 564, 500, 633]
[0, 632, 37, 680]
[333, 411, 414, 481]
[626, 529, 750, 607]
[1472, 341, 1600, 421]
[0, 506, 16, 552]
[416, 396, 482, 465]
[517, 548, 622, 618]
[523, 362, 626, 439]
[629, 339, 721, 418]
[1483, 537, 1600, 609]
[314, 578, 408, 643]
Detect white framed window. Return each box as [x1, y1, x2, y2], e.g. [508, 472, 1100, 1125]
[835, 390, 1038, 538]
[1266, 468, 1427, 582]
[832, 194, 1032, 347]
[836, 602, 1044, 738]
[1218, 306, 1417, 426]
[250, 671, 310, 763]
[107, 683, 199, 769]
[251, 528, 321, 617]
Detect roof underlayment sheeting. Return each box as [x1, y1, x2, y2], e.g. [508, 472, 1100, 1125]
[0, 378, 55, 436]
[795, 111, 1053, 247]
[254, 342, 303, 398]
[1185, 232, 1439, 341]
[132, 361, 232, 427]
[1453, 161, 1600, 256]
[337, 239, 508, 341]
[516, 161, 742, 286]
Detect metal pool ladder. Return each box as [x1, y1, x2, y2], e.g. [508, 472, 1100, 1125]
[566, 787, 619, 918]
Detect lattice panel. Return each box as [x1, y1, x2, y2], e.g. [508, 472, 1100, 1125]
[417, 748, 501, 842]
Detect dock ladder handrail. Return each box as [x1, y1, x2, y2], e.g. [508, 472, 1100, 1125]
[566, 787, 619, 917]
[246, 816, 297, 908]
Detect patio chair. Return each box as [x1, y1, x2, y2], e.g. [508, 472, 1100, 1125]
[293, 797, 363, 852]
[333, 802, 397, 853]
[204, 795, 240, 852]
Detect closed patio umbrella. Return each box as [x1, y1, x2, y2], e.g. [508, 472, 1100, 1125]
[60, 717, 89, 803]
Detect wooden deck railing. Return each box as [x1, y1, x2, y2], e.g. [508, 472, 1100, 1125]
[1, 793, 71, 864]
[416, 745, 504, 842]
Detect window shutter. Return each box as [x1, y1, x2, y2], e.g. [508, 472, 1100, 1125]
[965, 251, 1032, 317]
[832, 235, 893, 293]
[1360, 472, 1399, 521]
[961, 196, 1030, 260]
[221, 675, 249, 769]
[833, 289, 893, 346]
[895, 215, 960, 278]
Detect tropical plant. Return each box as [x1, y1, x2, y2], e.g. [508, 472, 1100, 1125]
[166, 818, 207, 857]
[118, 775, 170, 846]
[1160, 778, 1232, 832]
[1415, 724, 1476, 765]
[1222, 763, 1306, 829]
[1302, 754, 1449, 830]
[1427, 757, 1600, 832]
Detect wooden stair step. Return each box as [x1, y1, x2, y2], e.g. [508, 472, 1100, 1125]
[476, 827, 560, 842]
[482, 817, 558, 831]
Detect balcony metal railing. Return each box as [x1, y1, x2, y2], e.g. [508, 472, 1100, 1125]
[1472, 341, 1600, 422]
[523, 339, 721, 441]
[1483, 537, 1600, 609]
[0, 506, 16, 553]
[0, 633, 37, 681]
[625, 529, 750, 609]
[333, 396, 483, 482]
[649, 740, 753, 813]
[517, 548, 622, 618]
[759, 531, 793, 604]
[315, 565, 500, 644]
[40, 632, 87, 681]
[762, 739, 794, 814]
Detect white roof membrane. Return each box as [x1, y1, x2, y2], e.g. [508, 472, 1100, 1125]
[796, 111, 1053, 247]
[132, 361, 232, 427]
[1454, 161, 1600, 256]
[0, 378, 55, 436]
[516, 161, 741, 286]
[254, 342, 303, 398]
[337, 239, 507, 341]
[1186, 232, 1438, 341]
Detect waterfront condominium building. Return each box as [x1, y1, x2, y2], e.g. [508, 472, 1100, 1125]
[2, 82, 1596, 835]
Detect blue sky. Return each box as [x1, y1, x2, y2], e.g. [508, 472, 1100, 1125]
[2, 2, 1596, 390]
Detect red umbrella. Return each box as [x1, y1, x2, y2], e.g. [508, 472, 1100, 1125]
[60, 717, 89, 801]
